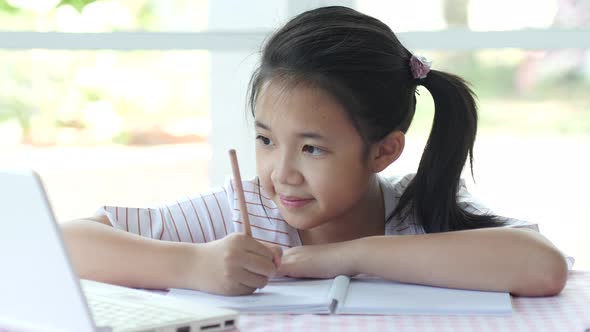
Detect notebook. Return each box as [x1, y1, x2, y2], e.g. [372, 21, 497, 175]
[169, 275, 512, 315]
[0, 168, 238, 332]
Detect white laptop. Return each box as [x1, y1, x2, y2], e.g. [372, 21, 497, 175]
[0, 169, 238, 332]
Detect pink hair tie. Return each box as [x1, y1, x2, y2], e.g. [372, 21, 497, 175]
[410, 54, 432, 80]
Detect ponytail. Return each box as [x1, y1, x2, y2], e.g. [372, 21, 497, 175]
[393, 70, 505, 232]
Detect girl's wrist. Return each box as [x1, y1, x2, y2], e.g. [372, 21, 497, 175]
[166, 241, 207, 290]
[345, 237, 368, 276]
[347, 236, 393, 277]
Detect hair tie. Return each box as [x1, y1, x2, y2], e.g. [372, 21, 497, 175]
[410, 54, 432, 80]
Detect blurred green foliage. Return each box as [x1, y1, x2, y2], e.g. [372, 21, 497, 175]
[409, 50, 590, 137]
[60, 0, 98, 12]
[0, 1, 588, 146]
[0, 1, 18, 13]
[0, 0, 98, 12]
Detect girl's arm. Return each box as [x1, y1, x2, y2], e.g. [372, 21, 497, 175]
[351, 227, 568, 296]
[279, 227, 568, 296]
[61, 217, 280, 295]
[61, 216, 197, 290]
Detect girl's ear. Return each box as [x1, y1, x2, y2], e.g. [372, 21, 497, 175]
[369, 131, 405, 173]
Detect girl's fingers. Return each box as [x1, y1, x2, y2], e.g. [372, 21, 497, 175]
[267, 245, 283, 268]
[226, 282, 257, 296]
[240, 235, 274, 259]
[241, 252, 277, 277]
[242, 236, 283, 267]
[234, 267, 270, 289]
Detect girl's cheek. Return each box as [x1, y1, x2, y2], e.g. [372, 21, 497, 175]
[257, 170, 274, 195]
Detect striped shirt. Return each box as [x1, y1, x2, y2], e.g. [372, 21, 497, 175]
[96, 173, 538, 249]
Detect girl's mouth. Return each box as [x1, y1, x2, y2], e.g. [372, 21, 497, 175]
[279, 195, 315, 208]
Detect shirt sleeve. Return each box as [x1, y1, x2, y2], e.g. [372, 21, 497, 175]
[456, 180, 575, 269]
[384, 174, 540, 233]
[94, 182, 236, 243]
[456, 179, 539, 231]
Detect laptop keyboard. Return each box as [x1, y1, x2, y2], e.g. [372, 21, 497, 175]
[87, 292, 193, 331]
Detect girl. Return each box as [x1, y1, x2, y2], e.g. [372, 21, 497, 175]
[62, 6, 568, 297]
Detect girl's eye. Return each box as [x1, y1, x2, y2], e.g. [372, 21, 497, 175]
[256, 135, 273, 146]
[302, 144, 326, 156]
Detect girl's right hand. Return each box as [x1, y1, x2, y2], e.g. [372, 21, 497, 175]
[186, 233, 282, 296]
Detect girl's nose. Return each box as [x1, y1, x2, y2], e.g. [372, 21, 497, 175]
[271, 155, 303, 186]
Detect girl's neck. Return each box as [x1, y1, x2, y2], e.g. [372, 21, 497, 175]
[298, 175, 385, 245]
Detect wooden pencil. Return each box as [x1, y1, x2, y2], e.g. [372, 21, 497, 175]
[228, 149, 252, 236]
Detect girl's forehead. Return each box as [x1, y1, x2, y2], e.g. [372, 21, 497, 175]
[255, 80, 347, 125]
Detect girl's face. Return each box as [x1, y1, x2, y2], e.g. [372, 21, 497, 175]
[255, 81, 375, 230]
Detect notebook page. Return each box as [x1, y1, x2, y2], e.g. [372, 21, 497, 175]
[339, 278, 512, 315]
[168, 278, 333, 313]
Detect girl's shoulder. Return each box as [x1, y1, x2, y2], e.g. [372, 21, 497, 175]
[379, 173, 421, 235]
[379, 173, 415, 196]
[379, 173, 539, 235]
[379, 173, 469, 195]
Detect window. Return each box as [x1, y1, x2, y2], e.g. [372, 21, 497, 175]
[1, 0, 588, 268]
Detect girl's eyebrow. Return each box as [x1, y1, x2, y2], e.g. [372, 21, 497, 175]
[255, 120, 271, 131]
[255, 120, 328, 141]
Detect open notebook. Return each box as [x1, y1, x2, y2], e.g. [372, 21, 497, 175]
[168, 275, 512, 315]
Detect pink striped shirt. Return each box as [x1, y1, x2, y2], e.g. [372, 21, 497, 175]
[96, 174, 539, 249]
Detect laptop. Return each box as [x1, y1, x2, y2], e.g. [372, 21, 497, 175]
[0, 169, 238, 332]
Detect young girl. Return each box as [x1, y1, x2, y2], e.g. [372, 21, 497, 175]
[62, 6, 568, 297]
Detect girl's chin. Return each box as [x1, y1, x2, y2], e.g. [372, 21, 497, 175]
[283, 214, 325, 230]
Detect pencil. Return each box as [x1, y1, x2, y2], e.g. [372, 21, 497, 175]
[228, 149, 252, 236]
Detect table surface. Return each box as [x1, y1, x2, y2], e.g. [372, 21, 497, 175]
[0, 272, 588, 332]
[236, 271, 590, 332]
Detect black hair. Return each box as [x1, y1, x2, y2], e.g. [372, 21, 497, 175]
[248, 6, 504, 232]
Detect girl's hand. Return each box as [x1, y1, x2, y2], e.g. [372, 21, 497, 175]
[277, 241, 358, 279]
[187, 233, 282, 296]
